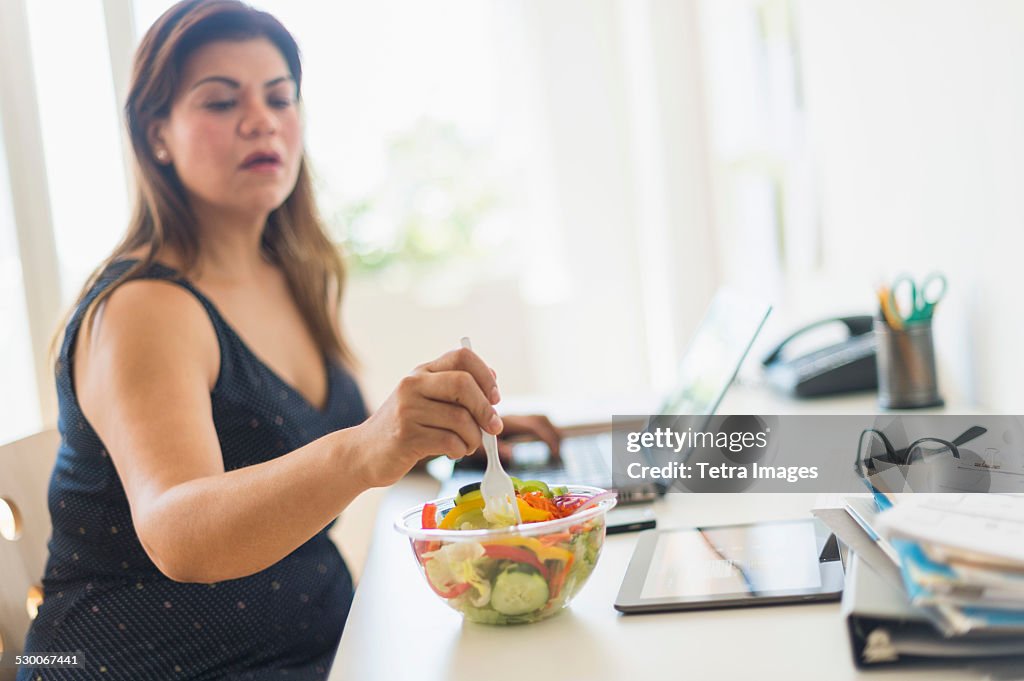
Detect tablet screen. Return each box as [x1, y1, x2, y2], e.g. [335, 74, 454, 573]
[615, 518, 844, 613]
[641, 521, 822, 599]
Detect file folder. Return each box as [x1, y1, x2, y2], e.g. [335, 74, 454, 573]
[843, 551, 1024, 667]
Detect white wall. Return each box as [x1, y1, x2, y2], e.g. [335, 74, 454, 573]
[13, 0, 1021, 427]
[792, 0, 1024, 409]
[345, 0, 720, 411]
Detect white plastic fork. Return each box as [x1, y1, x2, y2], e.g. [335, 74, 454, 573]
[460, 337, 521, 526]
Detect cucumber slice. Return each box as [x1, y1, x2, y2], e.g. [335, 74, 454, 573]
[551, 485, 569, 497]
[490, 570, 549, 616]
[508, 476, 522, 490]
[458, 481, 482, 497]
[455, 489, 483, 506]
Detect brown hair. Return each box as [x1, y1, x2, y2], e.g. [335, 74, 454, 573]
[58, 0, 355, 366]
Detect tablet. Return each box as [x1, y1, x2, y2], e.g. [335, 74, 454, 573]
[614, 518, 845, 613]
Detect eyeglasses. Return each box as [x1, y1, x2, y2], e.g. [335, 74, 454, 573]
[854, 425, 987, 497]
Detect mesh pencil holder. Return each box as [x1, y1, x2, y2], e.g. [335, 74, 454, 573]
[874, 318, 943, 409]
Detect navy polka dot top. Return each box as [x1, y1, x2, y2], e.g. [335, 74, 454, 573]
[20, 260, 368, 681]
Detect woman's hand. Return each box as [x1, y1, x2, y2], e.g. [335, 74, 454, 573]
[458, 414, 563, 467]
[350, 347, 502, 488]
[497, 414, 563, 460]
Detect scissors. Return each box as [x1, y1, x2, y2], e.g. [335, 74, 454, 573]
[887, 272, 947, 326]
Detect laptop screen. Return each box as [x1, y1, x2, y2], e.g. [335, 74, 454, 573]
[657, 289, 772, 416]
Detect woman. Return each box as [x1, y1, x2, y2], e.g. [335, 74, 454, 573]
[19, 2, 560, 679]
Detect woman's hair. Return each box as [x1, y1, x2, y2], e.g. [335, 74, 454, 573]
[59, 0, 355, 366]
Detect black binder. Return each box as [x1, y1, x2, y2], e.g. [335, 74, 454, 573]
[843, 555, 1024, 668]
[814, 507, 1024, 668]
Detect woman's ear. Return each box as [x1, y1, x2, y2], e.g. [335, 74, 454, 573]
[147, 120, 172, 165]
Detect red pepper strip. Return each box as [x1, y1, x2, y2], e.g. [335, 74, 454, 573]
[421, 503, 438, 530]
[483, 544, 550, 580]
[425, 578, 472, 600]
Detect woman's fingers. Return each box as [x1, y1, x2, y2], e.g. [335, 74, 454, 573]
[417, 425, 473, 460]
[412, 370, 502, 435]
[408, 400, 483, 457]
[501, 414, 563, 458]
[360, 348, 509, 486]
[421, 347, 500, 405]
[360, 348, 510, 485]
[465, 415, 563, 467]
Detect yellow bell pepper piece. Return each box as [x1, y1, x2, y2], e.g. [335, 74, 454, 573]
[438, 497, 485, 530]
[516, 497, 553, 523]
[486, 534, 573, 563]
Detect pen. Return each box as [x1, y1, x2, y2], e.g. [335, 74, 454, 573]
[876, 285, 903, 330]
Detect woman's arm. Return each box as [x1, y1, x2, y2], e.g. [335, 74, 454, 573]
[77, 280, 500, 583]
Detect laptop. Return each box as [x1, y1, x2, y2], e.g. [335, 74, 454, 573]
[433, 288, 772, 504]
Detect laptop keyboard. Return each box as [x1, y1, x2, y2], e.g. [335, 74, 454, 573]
[505, 432, 614, 488]
[561, 432, 614, 483]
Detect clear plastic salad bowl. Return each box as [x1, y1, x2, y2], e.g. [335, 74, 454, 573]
[395, 485, 616, 625]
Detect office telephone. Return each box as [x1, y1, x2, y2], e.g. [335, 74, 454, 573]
[761, 315, 878, 397]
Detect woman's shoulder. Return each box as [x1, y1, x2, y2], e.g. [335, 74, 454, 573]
[92, 249, 210, 337]
[76, 261, 220, 389]
[103, 275, 207, 320]
[108, 248, 188, 277]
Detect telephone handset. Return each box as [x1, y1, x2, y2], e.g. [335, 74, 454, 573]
[761, 315, 878, 398]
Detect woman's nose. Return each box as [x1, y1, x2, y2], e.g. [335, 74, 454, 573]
[238, 101, 277, 138]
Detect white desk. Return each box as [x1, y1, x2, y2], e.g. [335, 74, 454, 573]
[329, 387, 982, 680]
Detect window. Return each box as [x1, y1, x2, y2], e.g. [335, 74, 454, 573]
[25, 0, 129, 305]
[0, 117, 42, 443]
[698, 0, 814, 299]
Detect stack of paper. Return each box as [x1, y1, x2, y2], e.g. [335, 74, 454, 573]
[876, 494, 1024, 636]
[813, 493, 1024, 668]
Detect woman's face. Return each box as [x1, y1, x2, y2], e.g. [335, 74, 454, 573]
[152, 38, 302, 221]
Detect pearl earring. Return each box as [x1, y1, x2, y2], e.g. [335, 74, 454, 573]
[155, 149, 168, 162]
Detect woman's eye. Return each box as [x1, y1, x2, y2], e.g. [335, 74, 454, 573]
[205, 100, 236, 111]
[269, 98, 293, 110]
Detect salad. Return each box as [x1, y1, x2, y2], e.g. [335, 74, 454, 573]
[411, 480, 614, 625]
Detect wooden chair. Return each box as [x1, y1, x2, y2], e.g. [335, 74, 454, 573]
[0, 429, 59, 681]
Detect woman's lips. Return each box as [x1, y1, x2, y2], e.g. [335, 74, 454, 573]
[240, 158, 283, 173]
[240, 151, 283, 172]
